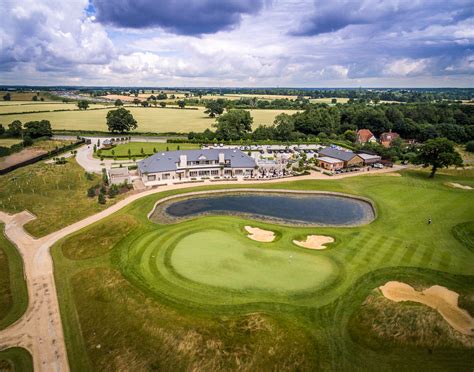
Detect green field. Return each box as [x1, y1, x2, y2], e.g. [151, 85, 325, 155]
[0, 138, 21, 147]
[0, 107, 299, 133]
[0, 224, 28, 329]
[99, 142, 199, 158]
[0, 158, 119, 237]
[0, 102, 114, 114]
[51, 170, 474, 370]
[0, 348, 33, 372]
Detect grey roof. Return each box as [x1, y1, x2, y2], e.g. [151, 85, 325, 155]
[318, 156, 344, 164]
[357, 153, 381, 160]
[318, 147, 360, 162]
[138, 149, 256, 174]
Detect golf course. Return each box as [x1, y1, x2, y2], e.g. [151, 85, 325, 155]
[49, 169, 474, 371]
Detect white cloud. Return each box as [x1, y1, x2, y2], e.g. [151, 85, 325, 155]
[384, 58, 429, 77]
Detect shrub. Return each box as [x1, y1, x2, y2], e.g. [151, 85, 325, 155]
[87, 187, 96, 197]
[98, 192, 106, 204]
[466, 141, 474, 153]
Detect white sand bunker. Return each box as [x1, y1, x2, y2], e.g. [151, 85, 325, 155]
[446, 182, 473, 190]
[380, 281, 474, 336]
[293, 235, 334, 250]
[244, 226, 275, 242]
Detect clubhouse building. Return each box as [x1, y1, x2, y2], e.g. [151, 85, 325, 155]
[137, 149, 257, 185]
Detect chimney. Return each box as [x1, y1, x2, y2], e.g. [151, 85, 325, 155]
[179, 154, 187, 168]
[218, 152, 225, 164]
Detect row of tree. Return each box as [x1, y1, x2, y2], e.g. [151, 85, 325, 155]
[0, 120, 53, 140]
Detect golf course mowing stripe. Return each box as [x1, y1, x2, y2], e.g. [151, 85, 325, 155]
[342, 233, 379, 264]
[418, 244, 436, 268]
[352, 235, 388, 266]
[399, 242, 419, 265]
[437, 251, 452, 271]
[376, 239, 404, 267]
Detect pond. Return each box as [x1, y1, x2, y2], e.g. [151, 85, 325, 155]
[150, 191, 375, 226]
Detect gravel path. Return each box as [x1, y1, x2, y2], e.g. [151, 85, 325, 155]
[0, 165, 405, 371]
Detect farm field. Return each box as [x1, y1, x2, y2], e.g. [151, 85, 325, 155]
[0, 107, 299, 133]
[0, 91, 55, 101]
[0, 103, 113, 114]
[310, 97, 350, 104]
[0, 138, 21, 147]
[99, 142, 199, 158]
[51, 170, 474, 371]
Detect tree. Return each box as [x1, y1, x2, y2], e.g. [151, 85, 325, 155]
[204, 101, 225, 117]
[106, 108, 138, 133]
[7, 120, 22, 137]
[331, 98, 337, 104]
[114, 99, 123, 107]
[3, 93, 11, 101]
[24, 120, 52, 138]
[32, 95, 38, 101]
[0, 124, 4, 136]
[77, 100, 89, 110]
[98, 192, 106, 204]
[414, 138, 463, 178]
[157, 93, 167, 100]
[108, 184, 119, 198]
[23, 135, 33, 146]
[343, 129, 357, 143]
[141, 101, 149, 107]
[466, 140, 474, 153]
[177, 100, 186, 108]
[87, 187, 96, 198]
[133, 98, 141, 106]
[214, 109, 253, 140]
[159, 102, 166, 108]
[274, 113, 295, 140]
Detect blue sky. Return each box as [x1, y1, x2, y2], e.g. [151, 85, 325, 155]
[0, 0, 473, 87]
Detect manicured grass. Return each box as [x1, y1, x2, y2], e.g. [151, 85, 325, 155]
[98, 142, 199, 158]
[0, 159, 119, 237]
[0, 225, 28, 329]
[51, 169, 474, 370]
[0, 107, 299, 133]
[0, 138, 21, 147]
[0, 348, 33, 372]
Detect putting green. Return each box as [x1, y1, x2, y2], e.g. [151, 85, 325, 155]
[170, 230, 338, 292]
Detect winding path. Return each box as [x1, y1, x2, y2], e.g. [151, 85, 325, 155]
[0, 166, 403, 371]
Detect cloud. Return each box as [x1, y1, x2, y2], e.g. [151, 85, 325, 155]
[92, 0, 265, 35]
[384, 58, 429, 77]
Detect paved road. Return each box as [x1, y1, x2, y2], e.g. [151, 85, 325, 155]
[0, 165, 405, 371]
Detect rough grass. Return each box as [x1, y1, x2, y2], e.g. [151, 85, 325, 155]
[51, 169, 474, 370]
[0, 158, 119, 237]
[0, 107, 299, 133]
[0, 139, 21, 148]
[452, 221, 474, 252]
[99, 142, 199, 158]
[0, 225, 28, 329]
[0, 348, 33, 372]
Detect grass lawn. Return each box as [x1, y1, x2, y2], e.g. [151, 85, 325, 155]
[51, 169, 474, 371]
[0, 138, 21, 147]
[0, 224, 28, 329]
[0, 158, 120, 237]
[0, 107, 299, 133]
[0, 348, 33, 372]
[98, 142, 199, 158]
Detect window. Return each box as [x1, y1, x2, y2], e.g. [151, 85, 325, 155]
[211, 170, 219, 176]
[147, 175, 156, 181]
[198, 170, 210, 176]
[163, 173, 170, 180]
[190, 171, 197, 177]
[224, 170, 232, 175]
[234, 169, 243, 175]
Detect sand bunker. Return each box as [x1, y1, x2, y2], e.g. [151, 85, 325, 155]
[293, 235, 334, 250]
[446, 182, 473, 190]
[244, 226, 275, 242]
[380, 281, 474, 336]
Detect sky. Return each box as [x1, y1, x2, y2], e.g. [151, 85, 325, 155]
[0, 0, 473, 88]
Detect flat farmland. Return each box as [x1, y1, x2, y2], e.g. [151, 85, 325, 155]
[309, 97, 350, 104]
[0, 107, 298, 133]
[0, 103, 99, 114]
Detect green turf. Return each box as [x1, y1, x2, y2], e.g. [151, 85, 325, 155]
[51, 169, 474, 371]
[0, 225, 28, 329]
[0, 348, 33, 372]
[98, 142, 199, 158]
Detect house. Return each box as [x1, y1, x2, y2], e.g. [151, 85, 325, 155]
[380, 130, 400, 148]
[318, 147, 364, 167]
[317, 156, 345, 171]
[107, 167, 131, 185]
[357, 153, 382, 165]
[356, 129, 377, 144]
[137, 149, 256, 185]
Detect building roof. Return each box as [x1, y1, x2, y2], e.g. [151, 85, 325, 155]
[357, 153, 381, 160]
[318, 156, 344, 164]
[318, 147, 360, 162]
[380, 131, 400, 142]
[138, 149, 256, 174]
[357, 129, 375, 142]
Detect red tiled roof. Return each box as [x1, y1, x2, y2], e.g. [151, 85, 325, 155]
[357, 129, 375, 143]
[380, 131, 400, 142]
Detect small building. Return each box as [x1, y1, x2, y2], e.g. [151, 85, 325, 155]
[318, 147, 364, 167]
[357, 153, 382, 165]
[102, 139, 114, 149]
[137, 149, 256, 185]
[107, 167, 130, 185]
[356, 129, 377, 144]
[317, 156, 344, 171]
[380, 130, 400, 148]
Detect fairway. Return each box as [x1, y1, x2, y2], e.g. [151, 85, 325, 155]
[0, 107, 299, 133]
[51, 170, 474, 370]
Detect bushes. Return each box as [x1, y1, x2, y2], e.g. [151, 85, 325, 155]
[466, 141, 474, 153]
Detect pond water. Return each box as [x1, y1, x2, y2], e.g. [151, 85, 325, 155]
[152, 192, 375, 226]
